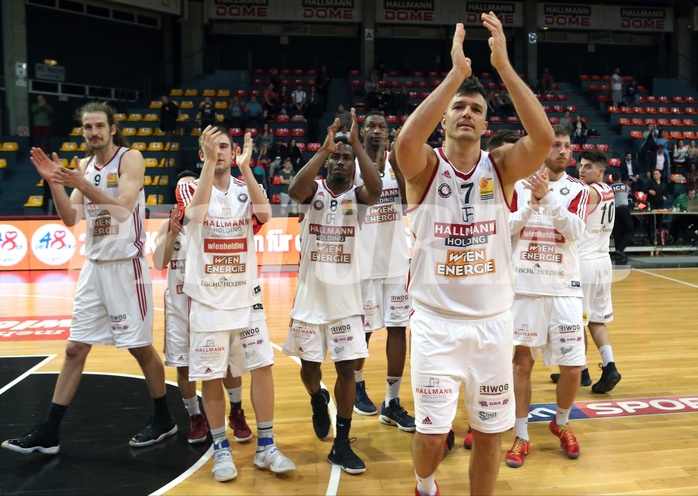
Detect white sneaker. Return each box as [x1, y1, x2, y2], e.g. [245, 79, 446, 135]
[254, 444, 296, 473]
[212, 448, 237, 482]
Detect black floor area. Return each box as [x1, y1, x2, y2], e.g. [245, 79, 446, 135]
[0, 366, 210, 496]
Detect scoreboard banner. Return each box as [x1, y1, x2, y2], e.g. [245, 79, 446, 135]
[538, 3, 673, 32]
[209, 0, 362, 22]
[376, 1, 523, 26]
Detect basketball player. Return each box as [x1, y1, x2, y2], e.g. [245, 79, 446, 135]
[351, 111, 415, 432]
[153, 171, 253, 445]
[177, 126, 294, 482]
[3, 101, 176, 455]
[506, 125, 589, 469]
[394, 16, 555, 496]
[576, 150, 622, 393]
[282, 111, 382, 474]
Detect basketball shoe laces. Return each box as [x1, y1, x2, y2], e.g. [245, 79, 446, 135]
[510, 437, 527, 456]
[557, 424, 578, 451]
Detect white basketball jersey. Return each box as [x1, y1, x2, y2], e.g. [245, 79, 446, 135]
[82, 147, 146, 260]
[178, 178, 263, 310]
[165, 231, 188, 315]
[290, 180, 363, 324]
[354, 153, 410, 279]
[511, 174, 589, 297]
[406, 148, 514, 318]
[577, 182, 615, 260]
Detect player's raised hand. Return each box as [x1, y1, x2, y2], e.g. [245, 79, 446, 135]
[322, 118, 341, 153]
[347, 108, 360, 146]
[450, 23, 472, 78]
[29, 147, 61, 182]
[482, 12, 510, 71]
[236, 133, 254, 172]
[200, 125, 221, 162]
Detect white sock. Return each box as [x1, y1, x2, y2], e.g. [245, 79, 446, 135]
[182, 396, 201, 416]
[354, 369, 363, 383]
[415, 471, 437, 496]
[227, 386, 242, 405]
[515, 417, 529, 440]
[599, 345, 614, 367]
[385, 376, 402, 403]
[556, 407, 571, 426]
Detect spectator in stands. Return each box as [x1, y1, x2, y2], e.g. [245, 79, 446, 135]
[687, 140, 698, 169]
[246, 96, 264, 128]
[365, 71, 379, 96]
[611, 68, 623, 108]
[624, 79, 639, 106]
[645, 170, 668, 239]
[227, 95, 247, 131]
[640, 123, 659, 176]
[31, 95, 53, 153]
[670, 188, 697, 244]
[251, 156, 268, 188]
[277, 158, 297, 217]
[277, 85, 292, 115]
[559, 110, 572, 133]
[335, 125, 350, 140]
[262, 83, 279, 119]
[268, 139, 289, 167]
[269, 67, 281, 91]
[652, 145, 671, 182]
[366, 83, 384, 112]
[621, 151, 642, 193]
[499, 90, 514, 117]
[394, 85, 411, 116]
[255, 123, 275, 157]
[160, 95, 179, 138]
[316, 64, 331, 112]
[335, 104, 352, 130]
[536, 67, 553, 93]
[610, 172, 633, 265]
[382, 87, 396, 115]
[199, 97, 217, 130]
[572, 114, 588, 145]
[426, 127, 443, 148]
[291, 84, 307, 116]
[685, 162, 698, 191]
[672, 139, 688, 172]
[288, 138, 304, 172]
[305, 87, 322, 143]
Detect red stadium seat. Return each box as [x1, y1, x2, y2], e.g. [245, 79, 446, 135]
[291, 128, 305, 137]
[307, 142, 321, 152]
[607, 158, 621, 167]
[275, 128, 290, 137]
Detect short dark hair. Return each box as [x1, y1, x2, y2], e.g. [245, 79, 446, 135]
[579, 149, 607, 168]
[176, 170, 199, 181]
[455, 77, 488, 103]
[486, 130, 520, 151]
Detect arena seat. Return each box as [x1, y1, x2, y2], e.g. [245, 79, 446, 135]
[144, 113, 159, 122]
[60, 142, 78, 152]
[137, 127, 153, 137]
[24, 195, 43, 207]
[169, 89, 183, 96]
[131, 142, 146, 151]
[149, 100, 162, 109]
[69, 127, 82, 136]
[147, 142, 164, 151]
[217, 89, 231, 98]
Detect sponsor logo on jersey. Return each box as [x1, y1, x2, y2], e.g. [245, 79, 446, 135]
[106, 172, 118, 188]
[479, 177, 494, 200]
[438, 183, 452, 198]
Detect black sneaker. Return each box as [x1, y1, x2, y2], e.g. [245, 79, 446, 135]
[1, 423, 60, 455]
[591, 362, 622, 393]
[550, 368, 592, 387]
[327, 438, 366, 475]
[353, 380, 377, 416]
[129, 416, 178, 447]
[379, 398, 415, 432]
[311, 388, 331, 440]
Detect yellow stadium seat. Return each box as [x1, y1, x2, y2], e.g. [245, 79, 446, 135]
[151, 175, 160, 186]
[0, 159, 7, 169]
[184, 89, 198, 97]
[69, 127, 82, 136]
[131, 142, 146, 151]
[24, 195, 43, 207]
[149, 100, 163, 109]
[60, 142, 78, 152]
[202, 89, 216, 97]
[137, 127, 153, 137]
[37, 179, 44, 186]
[59, 158, 72, 168]
[216, 114, 225, 122]
[78, 142, 87, 151]
[145, 158, 158, 168]
[159, 158, 176, 168]
[215, 101, 228, 110]
[144, 175, 152, 186]
[165, 142, 180, 151]
[144, 113, 159, 122]
[169, 89, 183, 97]
[176, 113, 190, 122]
[145, 194, 164, 205]
[128, 113, 143, 122]
[1, 142, 19, 152]
[115, 113, 127, 122]
[217, 89, 231, 98]
[159, 175, 169, 186]
[122, 127, 137, 137]
[147, 142, 164, 151]
[180, 101, 194, 109]
[153, 128, 166, 136]
[191, 127, 201, 136]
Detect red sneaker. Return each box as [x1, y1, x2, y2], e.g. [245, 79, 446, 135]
[187, 413, 209, 444]
[505, 436, 531, 468]
[463, 426, 473, 450]
[549, 420, 580, 459]
[228, 409, 253, 442]
[414, 481, 440, 496]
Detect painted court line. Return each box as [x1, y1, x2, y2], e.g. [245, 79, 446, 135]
[634, 268, 698, 289]
[0, 354, 56, 396]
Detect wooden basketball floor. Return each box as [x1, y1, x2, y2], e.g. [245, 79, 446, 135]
[1, 266, 697, 495]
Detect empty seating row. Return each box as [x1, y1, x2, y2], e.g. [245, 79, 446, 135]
[609, 106, 696, 115]
[169, 89, 231, 98]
